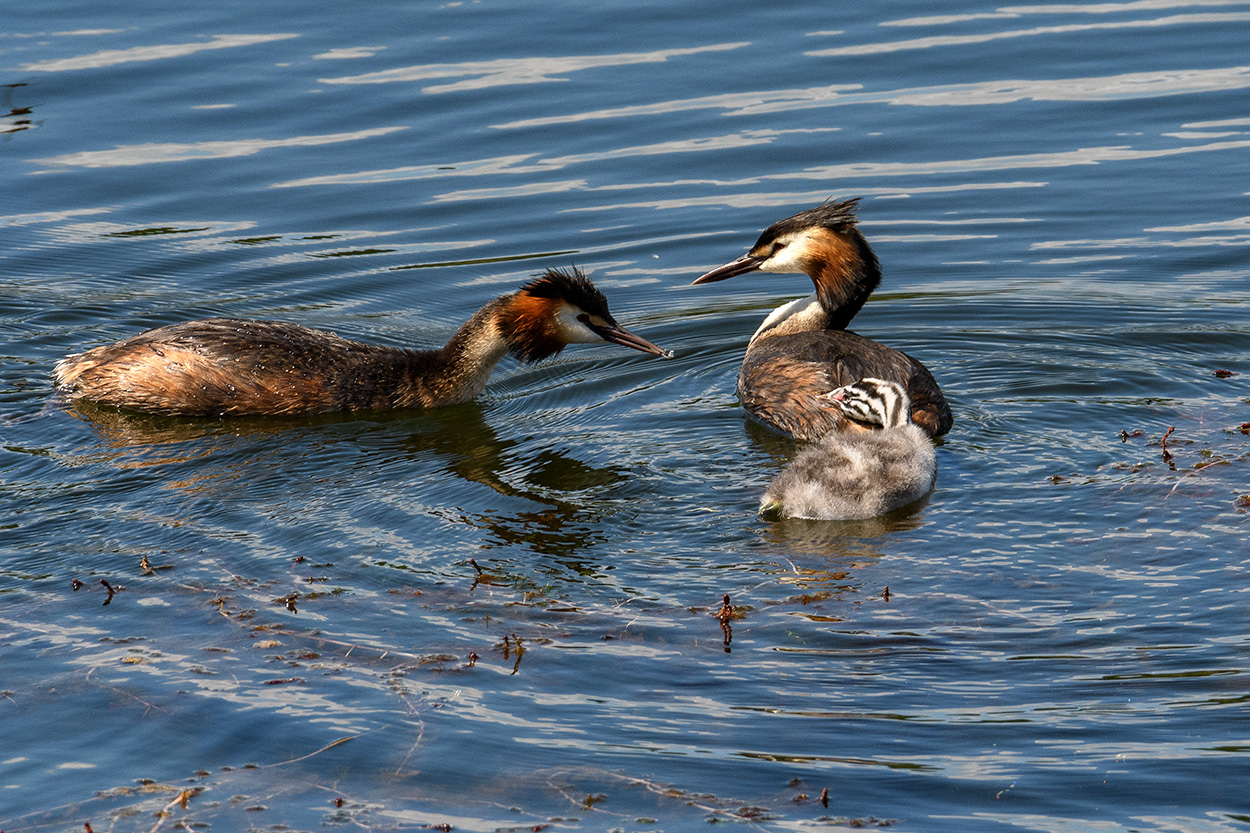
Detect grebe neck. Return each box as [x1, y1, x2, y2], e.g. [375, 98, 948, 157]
[804, 226, 881, 330]
[414, 301, 513, 406]
[749, 224, 882, 342]
[410, 285, 587, 407]
[749, 292, 830, 345]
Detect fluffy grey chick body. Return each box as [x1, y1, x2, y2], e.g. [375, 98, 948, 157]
[760, 378, 936, 520]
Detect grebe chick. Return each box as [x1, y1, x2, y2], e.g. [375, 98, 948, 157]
[692, 199, 951, 440]
[759, 378, 936, 521]
[54, 267, 669, 417]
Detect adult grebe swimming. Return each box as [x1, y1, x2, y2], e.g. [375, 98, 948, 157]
[760, 378, 936, 520]
[692, 199, 951, 440]
[54, 267, 669, 416]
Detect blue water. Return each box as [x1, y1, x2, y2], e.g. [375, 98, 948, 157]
[4, 1, 1250, 831]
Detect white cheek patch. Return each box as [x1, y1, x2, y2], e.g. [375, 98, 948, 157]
[759, 232, 814, 274]
[554, 304, 603, 344]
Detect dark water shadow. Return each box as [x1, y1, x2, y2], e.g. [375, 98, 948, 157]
[61, 399, 629, 566]
[390, 406, 628, 566]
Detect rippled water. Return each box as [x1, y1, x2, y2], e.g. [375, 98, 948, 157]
[4, 1, 1250, 831]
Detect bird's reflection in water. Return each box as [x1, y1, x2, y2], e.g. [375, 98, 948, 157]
[63, 400, 628, 571]
[63, 402, 232, 467]
[396, 407, 625, 568]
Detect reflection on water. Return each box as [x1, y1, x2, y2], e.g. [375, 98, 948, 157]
[64, 396, 623, 485]
[2, 83, 34, 136]
[62, 397, 632, 566]
[810, 12, 1250, 55]
[31, 126, 409, 170]
[317, 43, 749, 92]
[275, 129, 841, 189]
[762, 500, 931, 548]
[18, 33, 301, 73]
[493, 67, 1250, 128]
[60, 404, 222, 469]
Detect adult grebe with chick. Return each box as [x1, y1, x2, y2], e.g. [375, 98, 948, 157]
[692, 199, 951, 441]
[759, 378, 936, 520]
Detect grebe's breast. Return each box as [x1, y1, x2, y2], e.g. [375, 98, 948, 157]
[737, 330, 952, 441]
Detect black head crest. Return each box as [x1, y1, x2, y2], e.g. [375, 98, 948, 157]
[519, 267, 613, 321]
[758, 197, 861, 246]
[500, 266, 615, 364]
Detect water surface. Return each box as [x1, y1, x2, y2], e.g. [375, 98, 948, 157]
[3, 1, 1250, 831]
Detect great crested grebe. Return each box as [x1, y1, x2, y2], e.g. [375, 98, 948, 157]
[54, 267, 669, 417]
[692, 199, 951, 440]
[759, 378, 936, 520]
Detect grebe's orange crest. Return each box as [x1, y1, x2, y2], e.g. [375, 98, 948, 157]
[500, 267, 668, 362]
[501, 267, 612, 363]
